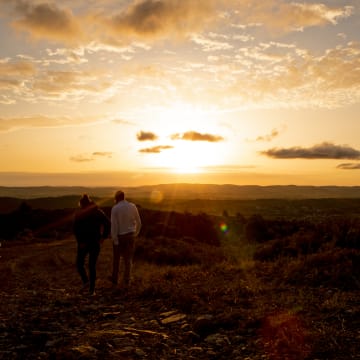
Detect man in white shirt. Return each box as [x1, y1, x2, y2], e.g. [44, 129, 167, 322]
[110, 190, 141, 287]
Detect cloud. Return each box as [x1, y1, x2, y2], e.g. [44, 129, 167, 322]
[139, 145, 173, 153]
[0, 0, 353, 48]
[111, 118, 135, 126]
[191, 34, 233, 52]
[137, 130, 158, 141]
[220, 40, 360, 109]
[261, 142, 360, 159]
[32, 70, 103, 93]
[241, 1, 353, 34]
[70, 154, 94, 163]
[0, 1, 358, 111]
[92, 151, 113, 158]
[337, 163, 360, 170]
[101, 0, 218, 40]
[0, 59, 36, 76]
[9, 1, 84, 44]
[0, 115, 102, 133]
[171, 131, 224, 142]
[256, 128, 279, 142]
[28, 69, 119, 102]
[70, 151, 113, 162]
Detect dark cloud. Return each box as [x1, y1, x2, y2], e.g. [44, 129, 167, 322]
[261, 142, 360, 159]
[256, 129, 279, 142]
[10, 0, 83, 43]
[171, 131, 224, 142]
[139, 145, 173, 153]
[337, 163, 360, 170]
[137, 131, 158, 141]
[105, 0, 216, 38]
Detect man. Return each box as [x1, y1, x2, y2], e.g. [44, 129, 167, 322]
[73, 194, 110, 296]
[110, 190, 141, 288]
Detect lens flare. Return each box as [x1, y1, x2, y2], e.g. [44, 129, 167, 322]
[219, 222, 228, 233]
[150, 190, 163, 203]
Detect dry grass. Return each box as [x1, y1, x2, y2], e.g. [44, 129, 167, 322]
[1, 215, 359, 359]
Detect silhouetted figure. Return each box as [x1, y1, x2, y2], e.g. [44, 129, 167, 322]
[109, 190, 141, 288]
[73, 194, 110, 295]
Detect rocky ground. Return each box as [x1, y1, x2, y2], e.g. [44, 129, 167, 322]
[0, 237, 359, 360]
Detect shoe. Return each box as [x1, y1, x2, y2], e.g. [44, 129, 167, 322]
[89, 291, 96, 297]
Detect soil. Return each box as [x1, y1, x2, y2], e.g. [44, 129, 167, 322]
[0, 237, 359, 360]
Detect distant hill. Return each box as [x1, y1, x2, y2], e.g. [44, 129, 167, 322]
[2, 184, 360, 200]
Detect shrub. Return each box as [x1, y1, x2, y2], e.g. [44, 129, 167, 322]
[284, 249, 360, 290]
[245, 214, 269, 243]
[254, 238, 297, 261]
[135, 236, 225, 266]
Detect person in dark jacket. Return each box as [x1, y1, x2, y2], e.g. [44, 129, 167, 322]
[73, 194, 110, 295]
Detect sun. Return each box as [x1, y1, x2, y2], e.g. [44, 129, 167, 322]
[151, 137, 226, 174]
[142, 101, 227, 174]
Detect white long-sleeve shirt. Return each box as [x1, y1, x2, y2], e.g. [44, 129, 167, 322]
[111, 200, 141, 244]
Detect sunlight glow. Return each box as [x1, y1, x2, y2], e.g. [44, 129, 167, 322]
[146, 102, 226, 174]
[156, 102, 216, 136]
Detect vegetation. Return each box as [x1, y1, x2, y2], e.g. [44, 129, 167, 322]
[0, 195, 359, 359]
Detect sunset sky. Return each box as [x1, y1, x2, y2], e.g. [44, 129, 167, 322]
[0, 0, 360, 187]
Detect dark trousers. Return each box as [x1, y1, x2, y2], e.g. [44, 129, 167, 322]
[76, 243, 100, 293]
[112, 233, 135, 286]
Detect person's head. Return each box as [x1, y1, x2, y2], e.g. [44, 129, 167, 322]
[114, 190, 125, 203]
[79, 194, 92, 208]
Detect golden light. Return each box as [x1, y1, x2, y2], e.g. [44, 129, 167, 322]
[142, 102, 227, 174]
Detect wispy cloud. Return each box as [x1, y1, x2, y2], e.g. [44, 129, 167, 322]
[92, 151, 113, 158]
[337, 163, 360, 170]
[70, 154, 94, 163]
[0, 115, 102, 133]
[171, 131, 224, 142]
[137, 130, 158, 141]
[261, 142, 360, 159]
[255, 128, 280, 142]
[139, 145, 173, 153]
[0, 1, 358, 111]
[70, 151, 113, 162]
[0, 59, 36, 76]
[111, 118, 135, 126]
[191, 34, 233, 52]
[240, 1, 353, 34]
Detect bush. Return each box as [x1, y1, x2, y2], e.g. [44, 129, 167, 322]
[284, 249, 360, 290]
[245, 214, 269, 243]
[135, 236, 225, 266]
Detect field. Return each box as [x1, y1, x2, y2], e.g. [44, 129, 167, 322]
[0, 188, 359, 359]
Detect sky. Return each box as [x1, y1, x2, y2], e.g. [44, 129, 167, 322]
[0, 0, 360, 187]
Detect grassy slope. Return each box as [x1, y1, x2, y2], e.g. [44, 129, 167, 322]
[1, 225, 359, 359]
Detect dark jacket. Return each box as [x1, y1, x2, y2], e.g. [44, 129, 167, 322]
[73, 203, 110, 245]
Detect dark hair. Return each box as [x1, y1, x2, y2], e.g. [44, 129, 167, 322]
[79, 194, 91, 208]
[115, 190, 125, 202]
